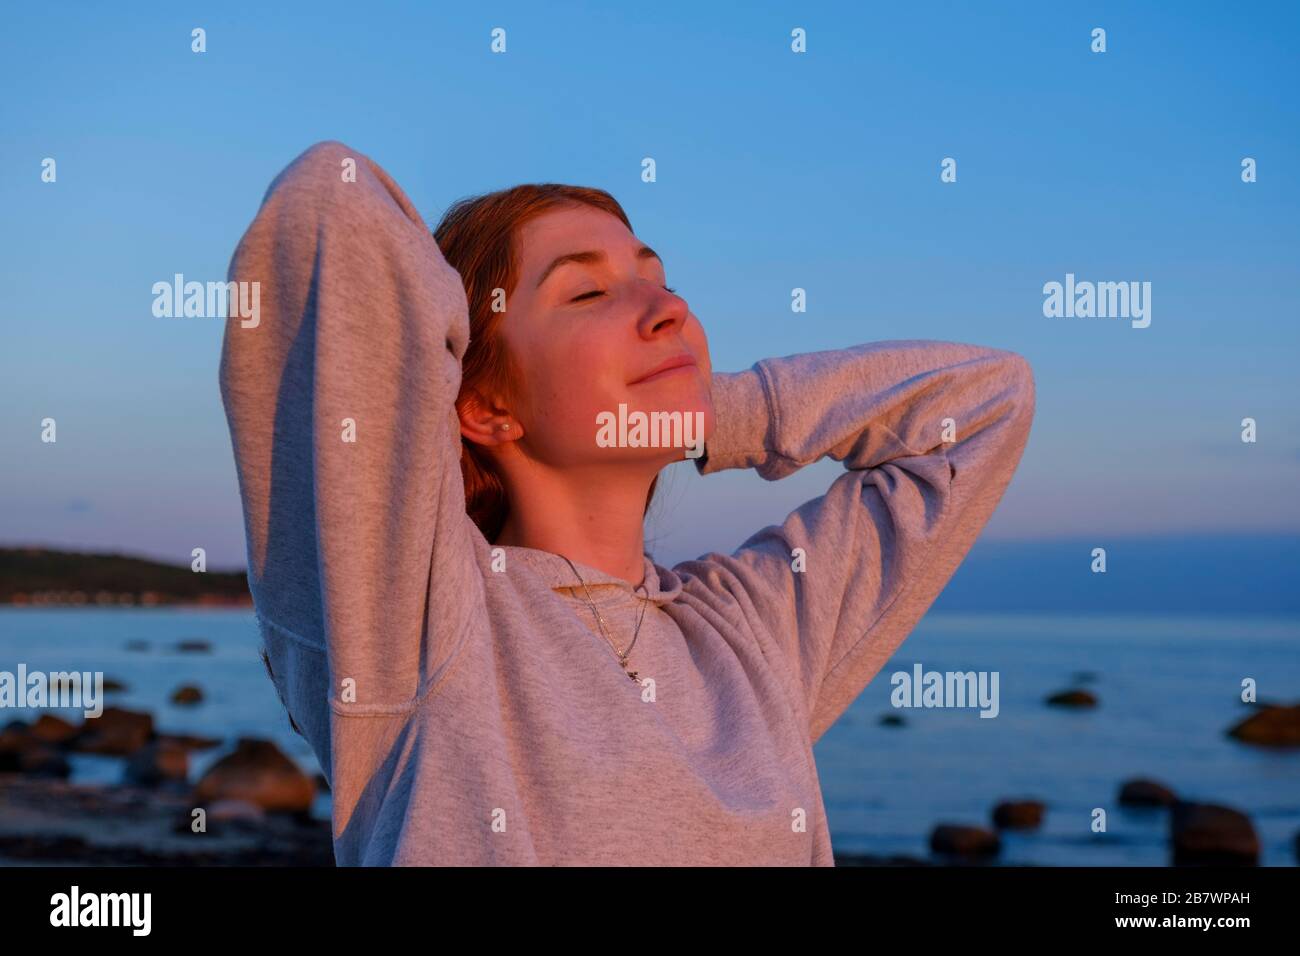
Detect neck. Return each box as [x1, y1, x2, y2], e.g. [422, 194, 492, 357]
[493, 460, 654, 589]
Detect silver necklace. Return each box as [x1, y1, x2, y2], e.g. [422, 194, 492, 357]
[557, 553, 650, 683]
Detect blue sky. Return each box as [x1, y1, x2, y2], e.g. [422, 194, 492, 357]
[2, 1, 1297, 572]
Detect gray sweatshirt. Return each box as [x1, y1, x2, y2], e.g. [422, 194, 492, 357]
[218, 140, 1036, 866]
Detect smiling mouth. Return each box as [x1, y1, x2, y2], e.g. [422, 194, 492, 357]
[630, 355, 698, 385]
[632, 364, 698, 385]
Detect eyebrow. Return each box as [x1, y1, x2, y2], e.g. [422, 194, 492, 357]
[535, 245, 662, 290]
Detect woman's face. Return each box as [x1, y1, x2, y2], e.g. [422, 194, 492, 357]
[486, 204, 714, 470]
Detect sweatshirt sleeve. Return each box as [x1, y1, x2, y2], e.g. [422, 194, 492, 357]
[218, 140, 480, 725]
[677, 340, 1035, 744]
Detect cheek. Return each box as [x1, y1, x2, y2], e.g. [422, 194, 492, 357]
[524, 340, 627, 447]
[684, 317, 712, 374]
[529, 336, 624, 402]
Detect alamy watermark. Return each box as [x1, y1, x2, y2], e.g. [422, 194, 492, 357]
[595, 403, 705, 458]
[0, 664, 104, 718]
[890, 662, 1000, 718]
[50, 885, 151, 935]
[152, 272, 260, 327]
[1042, 273, 1151, 328]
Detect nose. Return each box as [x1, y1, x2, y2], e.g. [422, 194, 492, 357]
[636, 283, 689, 339]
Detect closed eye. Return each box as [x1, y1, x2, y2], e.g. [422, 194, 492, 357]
[569, 285, 675, 303]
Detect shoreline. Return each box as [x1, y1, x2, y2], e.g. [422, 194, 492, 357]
[0, 774, 333, 866]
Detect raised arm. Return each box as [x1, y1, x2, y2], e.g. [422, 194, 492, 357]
[677, 339, 1035, 743]
[218, 140, 479, 728]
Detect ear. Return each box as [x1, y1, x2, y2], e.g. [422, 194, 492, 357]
[457, 387, 518, 448]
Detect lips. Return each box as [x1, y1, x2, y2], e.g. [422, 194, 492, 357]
[629, 354, 697, 385]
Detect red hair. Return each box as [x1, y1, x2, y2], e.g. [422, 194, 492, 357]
[433, 185, 660, 543]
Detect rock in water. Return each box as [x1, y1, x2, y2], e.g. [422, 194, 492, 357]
[1119, 778, 1178, 807]
[992, 800, 1045, 830]
[29, 714, 79, 745]
[193, 737, 315, 813]
[0, 722, 71, 778]
[124, 741, 190, 787]
[72, 707, 154, 756]
[1045, 688, 1098, 708]
[1226, 703, 1300, 747]
[170, 684, 204, 705]
[1170, 802, 1258, 866]
[929, 824, 1001, 860]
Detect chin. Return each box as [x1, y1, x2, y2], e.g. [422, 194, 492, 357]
[595, 385, 713, 459]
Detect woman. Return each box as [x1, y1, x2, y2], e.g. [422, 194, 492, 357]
[219, 140, 1036, 865]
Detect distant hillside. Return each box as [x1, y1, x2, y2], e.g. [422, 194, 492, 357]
[0, 547, 251, 607]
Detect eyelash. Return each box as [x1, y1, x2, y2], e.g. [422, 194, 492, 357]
[571, 285, 676, 302]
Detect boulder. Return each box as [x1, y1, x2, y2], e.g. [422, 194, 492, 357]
[992, 800, 1045, 830]
[1170, 802, 1258, 866]
[0, 722, 30, 770]
[72, 706, 154, 756]
[930, 824, 1000, 859]
[192, 737, 314, 813]
[28, 714, 79, 746]
[1119, 778, 1178, 807]
[0, 721, 72, 778]
[124, 741, 189, 787]
[0, 720, 30, 744]
[1226, 703, 1300, 747]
